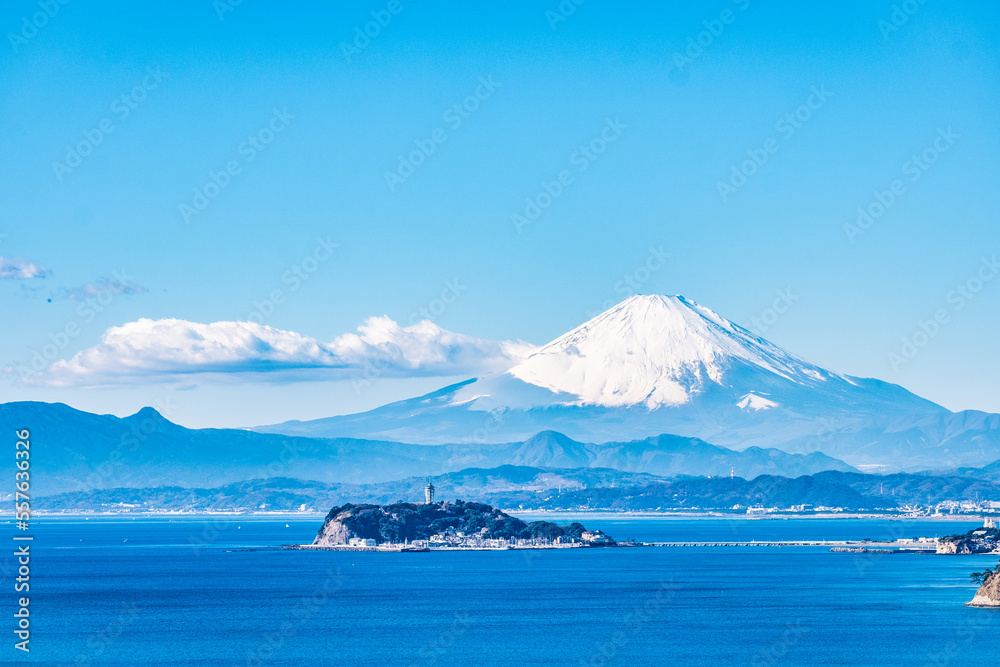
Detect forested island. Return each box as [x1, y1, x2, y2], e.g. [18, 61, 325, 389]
[934, 524, 1000, 607]
[308, 499, 615, 550]
[936, 525, 999, 554]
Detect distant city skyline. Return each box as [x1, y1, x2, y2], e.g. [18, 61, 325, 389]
[1, 1, 997, 427]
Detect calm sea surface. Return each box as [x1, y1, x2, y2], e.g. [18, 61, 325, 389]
[3, 515, 998, 666]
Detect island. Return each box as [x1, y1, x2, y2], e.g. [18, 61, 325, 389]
[305, 497, 617, 551]
[968, 563, 1000, 608]
[933, 520, 1000, 608]
[936, 521, 999, 554]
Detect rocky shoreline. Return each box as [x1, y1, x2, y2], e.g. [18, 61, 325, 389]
[967, 572, 1000, 608]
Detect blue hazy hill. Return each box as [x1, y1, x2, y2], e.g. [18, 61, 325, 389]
[1, 401, 855, 494]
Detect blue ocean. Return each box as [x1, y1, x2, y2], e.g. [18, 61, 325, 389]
[4, 516, 998, 666]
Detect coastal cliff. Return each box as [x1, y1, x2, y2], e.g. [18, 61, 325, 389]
[967, 571, 1000, 608]
[937, 526, 998, 555]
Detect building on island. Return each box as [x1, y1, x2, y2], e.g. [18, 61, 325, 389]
[581, 530, 610, 545]
[424, 482, 435, 504]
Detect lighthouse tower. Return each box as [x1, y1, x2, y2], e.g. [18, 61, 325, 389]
[424, 482, 435, 505]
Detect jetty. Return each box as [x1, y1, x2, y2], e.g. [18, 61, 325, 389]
[646, 540, 936, 551]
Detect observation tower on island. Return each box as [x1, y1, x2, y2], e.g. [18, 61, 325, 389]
[424, 482, 435, 504]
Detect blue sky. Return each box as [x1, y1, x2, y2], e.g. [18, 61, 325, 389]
[1, 0, 997, 428]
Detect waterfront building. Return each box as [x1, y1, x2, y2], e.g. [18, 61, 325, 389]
[581, 531, 610, 544]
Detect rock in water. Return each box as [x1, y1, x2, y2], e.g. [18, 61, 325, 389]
[967, 572, 1000, 608]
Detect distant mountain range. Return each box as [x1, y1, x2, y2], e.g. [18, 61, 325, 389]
[0, 401, 854, 495]
[32, 463, 1000, 514]
[257, 295, 1000, 470]
[957, 458, 1000, 483]
[6, 293, 999, 504]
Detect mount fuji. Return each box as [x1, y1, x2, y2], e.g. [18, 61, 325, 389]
[258, 295, 1000, 471]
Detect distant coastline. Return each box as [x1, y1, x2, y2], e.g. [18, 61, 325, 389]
[6, 509, 997, 521]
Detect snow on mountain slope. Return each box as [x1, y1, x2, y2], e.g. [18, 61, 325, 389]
[738, 393, 779, 411]
[257, 295, 1000, 469]
[448, 294, 863, 413]
[498, 295, 834, 408]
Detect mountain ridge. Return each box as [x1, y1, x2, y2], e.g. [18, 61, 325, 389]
[255, 295, 997, 470]
[0, 399, 855, 494]
[31, 463, 1000, 513]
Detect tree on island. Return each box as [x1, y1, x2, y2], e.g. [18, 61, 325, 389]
[970, 562, 999, 586]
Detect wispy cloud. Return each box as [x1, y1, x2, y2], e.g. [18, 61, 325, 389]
[0, 256, 50, 280]
[25, 316, 537, 387]
[53, 276, 148, 301]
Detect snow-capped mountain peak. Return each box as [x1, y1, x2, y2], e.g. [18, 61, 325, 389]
[490, 294, 826, 408]
[258, 293, 985, 470]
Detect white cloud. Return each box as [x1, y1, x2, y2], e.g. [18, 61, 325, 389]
[27, 317, 537, 387]
[0, 256, 50, 280]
